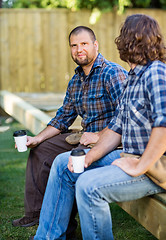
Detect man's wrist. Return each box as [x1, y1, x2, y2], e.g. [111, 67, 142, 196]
[86, 147, 99, 165]
[35, 135, 44, 145]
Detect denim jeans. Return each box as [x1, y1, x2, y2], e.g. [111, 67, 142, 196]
[34, 149, 165, 240]
[34, 149, 122, 239]
[76, 159, 165, 240]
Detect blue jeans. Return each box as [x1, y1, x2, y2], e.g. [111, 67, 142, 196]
[34, 149, 164, 240]
[76, 161, 165, 240]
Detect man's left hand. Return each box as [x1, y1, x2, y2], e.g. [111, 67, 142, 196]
[112, 157, 141, 177]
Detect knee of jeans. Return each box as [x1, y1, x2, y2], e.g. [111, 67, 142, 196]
[51, 151, 71, 175]
[76, 172, 92, 201]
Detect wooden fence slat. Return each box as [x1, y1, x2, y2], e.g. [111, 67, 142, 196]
[1, 12, 10, 90]
[26, 11, 34, 92]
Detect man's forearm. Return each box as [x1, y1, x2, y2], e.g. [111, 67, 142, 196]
[36, 125, 61, 144]
[85, 128, 121, 167]
[97, 126, 108, 138]
[137, 127, 166, 174]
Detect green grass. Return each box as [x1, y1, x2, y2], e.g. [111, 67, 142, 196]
[0, 117, 157, 240]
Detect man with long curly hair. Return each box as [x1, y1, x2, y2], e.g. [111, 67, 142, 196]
[30, 14, 166, 240]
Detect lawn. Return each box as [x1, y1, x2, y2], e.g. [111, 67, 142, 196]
[0, 116, 157, 240]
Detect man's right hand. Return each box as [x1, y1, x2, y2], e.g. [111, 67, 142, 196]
[80, 132, 99, 146]
[25, 125, 61, 149]
[14, 135, 40, 150]
[26, 136, 41, 148]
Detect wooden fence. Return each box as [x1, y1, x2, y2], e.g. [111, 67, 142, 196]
[0, 8, 166, 93]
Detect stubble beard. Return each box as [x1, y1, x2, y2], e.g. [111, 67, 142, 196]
[73, 55, 92, 67]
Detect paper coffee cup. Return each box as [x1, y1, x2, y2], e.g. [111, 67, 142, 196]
[71, 149, 85, 173]
[13, 130, 27, 152]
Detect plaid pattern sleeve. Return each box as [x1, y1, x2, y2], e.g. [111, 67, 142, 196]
[47, 80, 79, 132]
[147, 61, 166, 128]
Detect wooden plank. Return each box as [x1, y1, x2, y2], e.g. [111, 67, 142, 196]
[0, 11, 10, 90]
[54, 10, 69, 92]
[33, 11, 43, 92]
[15, 92, 82, 130]
[8, 12, 18, 92]
[26, 10, 35, 92]
[17, 11, 28, 92]
[41, 11, 51, 91]
[118, 196, 166, 240]
[0, 90, 51, 135]
[153, 193, 166, 205]
[0, 91, 82, 132]
[16, 92, 65, 110]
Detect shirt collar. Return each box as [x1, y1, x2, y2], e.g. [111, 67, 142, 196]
[128, 61, 152, 77]
[75, 53, 104, 75]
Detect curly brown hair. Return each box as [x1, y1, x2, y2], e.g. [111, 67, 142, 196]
[115, 14, 166, 65]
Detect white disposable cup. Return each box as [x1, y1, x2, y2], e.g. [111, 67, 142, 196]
[72, 155, 85, 173]
[71, 149, 85, 173]
[13, 130, 27, 152]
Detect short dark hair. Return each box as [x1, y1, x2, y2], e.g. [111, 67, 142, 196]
[69, 26, 96, 44]
[115, 14, 166, 64]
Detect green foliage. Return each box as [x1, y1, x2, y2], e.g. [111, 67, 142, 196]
[44, 0, 79, 9]
[2, 0, 41, 8]
[160, 0, 166, 8]
[13, 0, 42, 8]
[76, 0, 119, 11]
[118, 0, 131, 14]
[2, 0, 166, 10]
[130, 0, 151, 8]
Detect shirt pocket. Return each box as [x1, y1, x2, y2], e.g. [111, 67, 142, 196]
[88, 92, 105, 106]
[86, 92, 105, 113]
[128, 99, 150, 127]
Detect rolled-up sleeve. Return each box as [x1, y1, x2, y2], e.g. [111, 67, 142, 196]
[47, 87, 78, 132]
[147, 63, 166, 128]
[108, 106, 123, 135]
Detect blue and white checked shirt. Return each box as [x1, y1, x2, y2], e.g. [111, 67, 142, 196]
[48, 53, 127, 132]
[108, 60, 166, 155]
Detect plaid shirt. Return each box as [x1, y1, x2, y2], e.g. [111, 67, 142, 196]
[48, 53, 127, 132]
[108, 60, 166, 155]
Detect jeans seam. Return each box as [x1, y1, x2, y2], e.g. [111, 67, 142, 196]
[91, 175, 163, 196]
[92, 175, 148, 191]
[46, 170, 63, 239]
[47, 166, 75, 239]
[88, 193, 98, 240]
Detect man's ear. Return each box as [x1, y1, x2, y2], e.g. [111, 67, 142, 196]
[94, 40, 99, 51]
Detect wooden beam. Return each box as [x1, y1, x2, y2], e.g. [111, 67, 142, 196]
[0, 90, 51, 135]
[117, 196, 166, 240]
